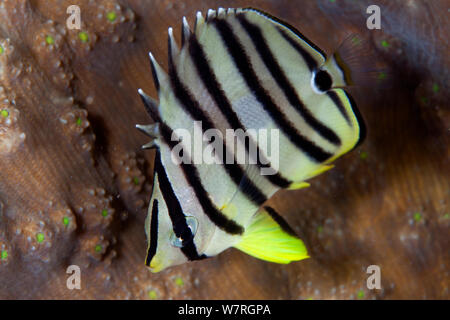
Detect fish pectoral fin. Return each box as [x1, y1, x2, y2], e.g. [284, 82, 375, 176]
[287, 181, 310, 190]
[233, 207, 309, 264]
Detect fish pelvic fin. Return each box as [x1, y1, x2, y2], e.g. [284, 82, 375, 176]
[287, 181, 310, 190]
[304, 164, 335, 180]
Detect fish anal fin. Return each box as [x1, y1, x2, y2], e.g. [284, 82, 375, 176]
[233, 207, 308, 264]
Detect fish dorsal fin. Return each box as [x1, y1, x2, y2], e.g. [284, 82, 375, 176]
[233, 206, 309, 264]
[239, 7, 326, 62]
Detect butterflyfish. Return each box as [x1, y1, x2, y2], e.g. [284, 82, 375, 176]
[136, 8, 366, 272]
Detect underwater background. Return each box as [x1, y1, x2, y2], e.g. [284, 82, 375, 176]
[0, 0, 448, 299]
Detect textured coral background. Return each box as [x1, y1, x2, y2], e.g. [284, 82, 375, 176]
[0, 0, 448, 299]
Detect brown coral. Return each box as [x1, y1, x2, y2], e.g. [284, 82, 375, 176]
[0, 0, 448, 299]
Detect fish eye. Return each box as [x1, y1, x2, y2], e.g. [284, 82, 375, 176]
[312, 69, 332, 92]
[169, 216, 198, 248]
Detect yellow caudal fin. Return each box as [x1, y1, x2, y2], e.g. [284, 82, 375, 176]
[233, 207, 309, 264]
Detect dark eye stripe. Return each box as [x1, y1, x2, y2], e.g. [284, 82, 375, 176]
[145, 199, 159, 266]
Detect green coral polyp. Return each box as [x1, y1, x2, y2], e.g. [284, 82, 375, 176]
[148, 290, 158, 299]
[381, 40, 390, 48]
[63, 217, 70, 226]
[45, 35, 55, 45]
[76, 118, 82, 126]
[0, 45, 4, 54]
[1, 250, 7, 260]
[1, 109, 9, 118]
[95, 245, 102, 253]
[357, 290, 365, 299]
[36, 233, 45, 243]
[414, 212, 422, 222]
[378, 72, 387, 80]
[107, 11, 117, 22]
[101, 209, 108, 217]
[174, 277, 184, 286]
[78, 31, 89, 43]
[351, 36, 361, 45]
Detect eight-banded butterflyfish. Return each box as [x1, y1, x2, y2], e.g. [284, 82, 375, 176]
[136, 8, 365, 272]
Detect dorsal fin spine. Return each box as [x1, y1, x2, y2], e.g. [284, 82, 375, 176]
[181, 16, 191, 46]
[138, 88, 160, 121]
[168, 27, 179, 61]
[195, 11, 205, 33]
[148, 52, 169, 96]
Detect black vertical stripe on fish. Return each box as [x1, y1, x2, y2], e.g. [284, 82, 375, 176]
[187, 33, 292, 188]
[167, 40, 269, 204]
[242, 8, 327, 59]
[326, 90, 352, 125]
[158, 121, 246, 235]
[139, 107, 246, 235]
[154, 150, 207, 261]
[237, 15, 341, 146]
[277, 27, 318, 72]
[145, 199, 159, 266]
[139, 90, 265, 216]
[213, 18, 332, 163]
[264, 206, 298, 237]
